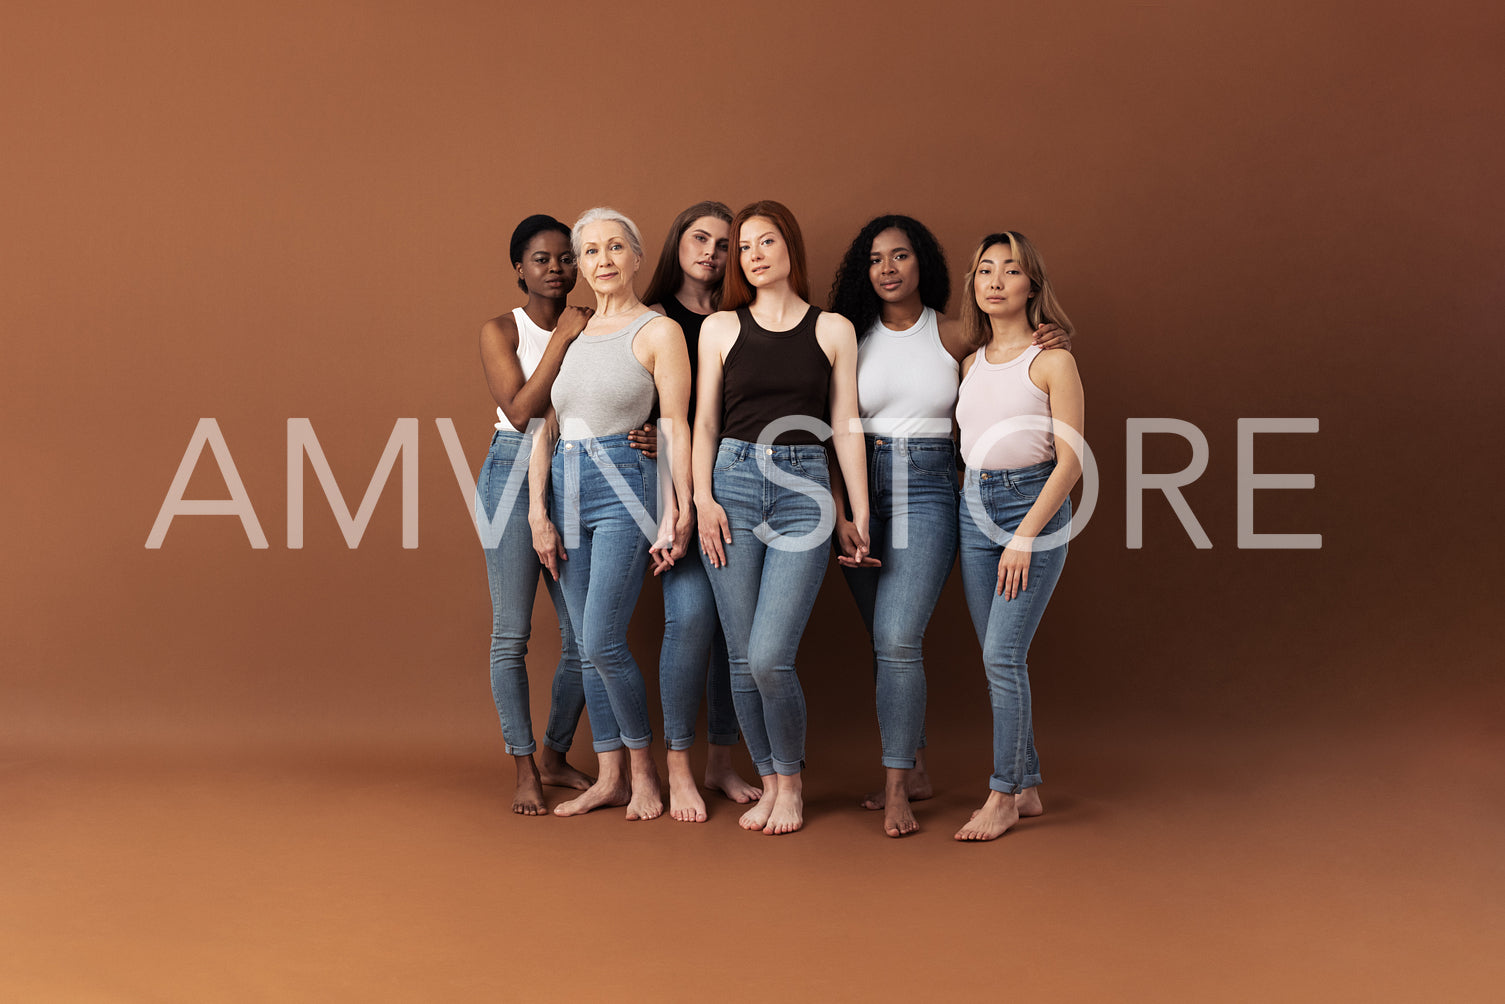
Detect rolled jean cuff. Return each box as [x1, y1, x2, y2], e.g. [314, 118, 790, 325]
[542, 736, 571, 755]
[707, 730, 740, 747]
[505, 740, 539, 757]
[664, 733, 696, 752]
[880, 754, 918, 770]
[621, 731, 653, 751]
[592, 736, 625, 754]
[989, 772, 1043, 795]
[771, 756, 805, 777]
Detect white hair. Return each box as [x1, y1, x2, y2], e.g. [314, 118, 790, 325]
[570, 207, 644, 259]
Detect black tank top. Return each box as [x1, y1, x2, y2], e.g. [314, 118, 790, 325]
[720, 305, 832, 446]
[661, 295, 709, 418]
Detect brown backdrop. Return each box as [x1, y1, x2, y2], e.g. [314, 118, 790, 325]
[4, 1, 1503, 1000]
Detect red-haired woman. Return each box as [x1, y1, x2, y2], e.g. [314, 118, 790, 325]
[693, 200, 871, 835]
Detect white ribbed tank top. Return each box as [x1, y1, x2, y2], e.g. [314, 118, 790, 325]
[855, 307, 959, 439]
[494, 307, 554, 433]
[956, 344, 1056, 470]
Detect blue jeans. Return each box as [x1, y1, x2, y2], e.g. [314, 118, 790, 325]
[701, 439, 833, 777]
[477, 429, 588, 756]
[659, 554, 740, 751]
[957, 459, 1071, 794]
[552, 433, 656, 752]
[840, 436, 958, 769]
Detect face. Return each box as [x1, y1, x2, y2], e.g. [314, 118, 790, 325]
[577, 219, 640, 295]
[677, 215, 731, 286]
[973, 242, 1034, 319]
[868, 226, 920, 304]
[738, 216, 790, 288]
[516, 230, 577, 298]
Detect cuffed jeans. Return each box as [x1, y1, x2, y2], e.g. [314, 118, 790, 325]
[840, 436, 958, 769]
[477, 429, 588, 756]
[701, 439, 833, 777]
[553, 433, 655, 752]
[659, 553, 741, 751]
[957, 459, 1070, 795]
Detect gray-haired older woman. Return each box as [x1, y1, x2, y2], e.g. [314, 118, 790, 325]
[527, 207, 695, 821]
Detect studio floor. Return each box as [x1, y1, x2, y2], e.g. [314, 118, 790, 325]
[5, 694, 1501, 1002]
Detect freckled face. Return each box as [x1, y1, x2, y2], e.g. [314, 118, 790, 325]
[868, 227, 919, 304]
[677, 216, 731, 286]
[516, 231, 577, 298]
[577, 220, 640, 296]
[738, 216, 789, 288]
[973, 243, 1034, 319]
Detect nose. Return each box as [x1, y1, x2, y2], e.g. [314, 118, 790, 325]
[879, 256, 897, 276]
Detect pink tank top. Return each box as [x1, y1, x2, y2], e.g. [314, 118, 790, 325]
[956, 344, 1055, 470]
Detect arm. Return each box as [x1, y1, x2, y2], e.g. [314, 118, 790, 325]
[481, 306, 592, 430]
[640, 316, 694, 574]
[818, 312, 871, 565]
[995, 350, 1084, 599]
[692, 312, 737, 568]
[527, 407, 565, 580]
[829, 413, 881, 569]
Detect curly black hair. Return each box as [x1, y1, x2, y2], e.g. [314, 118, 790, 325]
[508, 213, 571, 292]
[828, 214, 950, 340]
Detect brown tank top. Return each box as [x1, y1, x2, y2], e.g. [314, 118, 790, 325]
[720, 305, 832, 446]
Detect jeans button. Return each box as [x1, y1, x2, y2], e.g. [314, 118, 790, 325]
[766, 448, 774, 455]
[564, 442, 573, 451]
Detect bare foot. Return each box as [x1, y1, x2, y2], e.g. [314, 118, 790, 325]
[859, 751, 932, 809]
[881, 769, 917, 837]
[954, 791, 1019, 841]
[666, 750, 707, 823]
[1016, 786, 1043, 817]
[739, 774, 778, 831]
[537, 747, 594, 790]
[554, 750, 629, 817]
[703, 745, 761, 803]
[512, 755, 547, 816]
[763, 773, 804, 835]
[624, 747, 663, 821]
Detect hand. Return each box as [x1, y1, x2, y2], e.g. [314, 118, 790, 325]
[996, 536, 1033, 600]
[1031, 322, 1072, 353]
[531, 518, 567, 581]
[697, 498, 732, 569]
[554, 305, 593, 342]
[627, 422, 658, 459]
[650, 510, 678, 576]
[834, 517, 881, 568]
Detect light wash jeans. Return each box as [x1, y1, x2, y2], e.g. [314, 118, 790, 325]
[477, 429, 588, 756]
[840, 436, 958, 769]
[957, 459, 1071, 794]
[552, 433, 655, 751]
[701, 439, 833, 777]
[659, 554, 741, 751]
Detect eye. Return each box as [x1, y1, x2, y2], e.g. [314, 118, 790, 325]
[739, 245, 751, 253]
[869, 257, 881, 266]
[561, 255, 575, 265]
[694, 234, 707, 243]
[895, 253, 908, 260]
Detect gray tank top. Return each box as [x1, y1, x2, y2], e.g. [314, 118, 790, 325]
[552, 310, 659, 440]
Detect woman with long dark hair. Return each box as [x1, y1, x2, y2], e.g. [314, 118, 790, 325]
[828, 215, 1070, 836]
[953, 231, 1083, 841]
[694, 200, 870, 835]
[476, 214, 597, 814]
[528, 207, 694, 821]
[642, 202, 761, 822]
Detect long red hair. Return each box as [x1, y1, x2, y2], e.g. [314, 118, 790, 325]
[720, 200, 811, 310]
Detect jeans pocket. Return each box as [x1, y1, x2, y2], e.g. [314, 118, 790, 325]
[908, 446, 956, 478]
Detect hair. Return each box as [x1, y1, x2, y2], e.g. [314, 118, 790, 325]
[828, 214, 950, 340]
[962, 231, 1073, 348]
[570, 206, 645, 261]
[720, 200, 811, 311]
[642, 201, 734, 309]
[509, 214, 571, 292]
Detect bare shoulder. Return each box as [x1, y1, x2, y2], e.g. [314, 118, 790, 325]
[480, 311, 519, 349]
[700, 309, 739, 345]
[1033, 346, 1080, 376]
[639, 312, 683, 347]
[959, 347, 982, 381]
[815, 309, 857, 351]
[937, 315, 971, 361]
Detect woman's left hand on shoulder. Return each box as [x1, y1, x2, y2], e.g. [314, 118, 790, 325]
[1032, 323, 1073, 352]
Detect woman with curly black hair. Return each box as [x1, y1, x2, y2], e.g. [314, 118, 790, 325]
[827, 214, 1069, 837]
